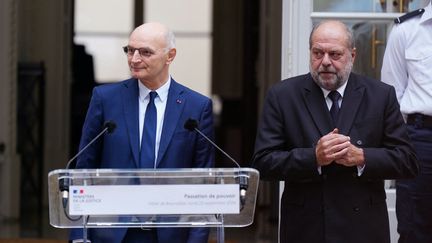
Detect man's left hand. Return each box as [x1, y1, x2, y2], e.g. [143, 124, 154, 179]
[335, 144, 365, 167]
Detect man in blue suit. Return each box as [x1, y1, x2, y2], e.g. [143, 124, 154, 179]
[70, 22, 214, 243]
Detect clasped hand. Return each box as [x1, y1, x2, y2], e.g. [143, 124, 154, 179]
[315, 128, 364, 167]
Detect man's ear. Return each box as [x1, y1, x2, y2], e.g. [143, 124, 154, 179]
[351, 47, 356, 63]
[166, 48, 176, 64]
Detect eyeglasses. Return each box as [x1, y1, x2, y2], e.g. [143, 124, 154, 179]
[122, 46, 157, 59]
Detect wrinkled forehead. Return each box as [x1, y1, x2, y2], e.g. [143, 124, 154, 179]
[311, 37, 348, 52]
[311, 42, 346, 53]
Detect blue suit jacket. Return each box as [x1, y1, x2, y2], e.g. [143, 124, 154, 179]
[71, 78, 214, 243]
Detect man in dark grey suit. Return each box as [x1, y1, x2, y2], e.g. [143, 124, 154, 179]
[252, 20, 418, 243]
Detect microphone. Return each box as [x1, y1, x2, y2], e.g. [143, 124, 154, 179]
[60, 121, 117, 208]
[184, 118, 248, 209]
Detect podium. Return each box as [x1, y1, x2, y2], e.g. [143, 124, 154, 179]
[48, 168, 259, 243]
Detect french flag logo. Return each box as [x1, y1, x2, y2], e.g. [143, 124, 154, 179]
[73, 189, 85, 194]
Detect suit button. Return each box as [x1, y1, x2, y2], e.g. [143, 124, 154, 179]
[353, 207, 360, 212]
[356, 140, 362, 146]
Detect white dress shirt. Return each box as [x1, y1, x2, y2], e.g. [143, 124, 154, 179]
[321, 81, 347, 110]
[381, 1, 432, 117]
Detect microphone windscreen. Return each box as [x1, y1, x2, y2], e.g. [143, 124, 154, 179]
[184, 119, 199, 131]
[104, 121, 117, 134]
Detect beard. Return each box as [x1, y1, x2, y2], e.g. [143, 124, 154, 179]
[310, 59, 353, 91]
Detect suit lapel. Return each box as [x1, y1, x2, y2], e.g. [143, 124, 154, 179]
[122, 79, 140, 167]
[156, 80, 185, 166]
[338, 74, 365, 135]
[302, 75, 333, 136]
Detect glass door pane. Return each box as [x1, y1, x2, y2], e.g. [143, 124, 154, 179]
[311, 19, 388, 80]
[314, 0, 383, 12]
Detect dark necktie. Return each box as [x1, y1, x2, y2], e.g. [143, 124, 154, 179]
[140, 91, 157, 168]
[328, 91, 341, 124]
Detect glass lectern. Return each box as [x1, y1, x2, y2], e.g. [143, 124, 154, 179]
[48, 168, 259, 243]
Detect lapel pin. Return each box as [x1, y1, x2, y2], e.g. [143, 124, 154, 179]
[176, 99, 182, 104]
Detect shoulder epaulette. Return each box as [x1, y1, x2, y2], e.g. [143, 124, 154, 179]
[394, 8, 425, 24]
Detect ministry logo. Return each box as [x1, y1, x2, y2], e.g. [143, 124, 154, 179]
[73, 189, 85, 194]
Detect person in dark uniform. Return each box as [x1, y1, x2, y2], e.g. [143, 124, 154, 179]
[381, 1, 432, 242]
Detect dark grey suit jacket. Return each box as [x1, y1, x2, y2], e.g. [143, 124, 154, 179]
[252, 72, 418, 243]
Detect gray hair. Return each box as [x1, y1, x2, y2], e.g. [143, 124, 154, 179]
[309, 20, 355, 50]
[165, 29, 176, 49]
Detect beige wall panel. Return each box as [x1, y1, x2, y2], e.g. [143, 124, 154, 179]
[75, 0, 133, 33]
[145, 0, 212, 32]
[145, 0, 213, 96]
[75, 36, 130, 82]
[171, 37, 212, 97]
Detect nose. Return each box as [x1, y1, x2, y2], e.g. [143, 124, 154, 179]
[131, 50, 142, 62]
[321, 53, 332, 66]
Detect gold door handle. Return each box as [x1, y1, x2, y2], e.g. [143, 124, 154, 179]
[395, 0, 406, 13]
[399, 0, 405, 13]
[371, 25, 384, 69]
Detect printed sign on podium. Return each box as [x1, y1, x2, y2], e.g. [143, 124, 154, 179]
[48, 168, 259, 243]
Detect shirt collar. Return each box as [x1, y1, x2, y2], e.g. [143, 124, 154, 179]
[420, 1, 432, 24]
[321, 80, 348, 99]
[138, 76, 171, 102]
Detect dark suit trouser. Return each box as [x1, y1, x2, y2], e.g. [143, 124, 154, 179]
[397, 124, 432, 243]
[122, 228, 157, 243]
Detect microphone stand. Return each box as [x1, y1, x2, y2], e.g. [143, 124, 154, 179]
[60, 122, 116, 222]
[184, 119, 249, 243]
[185, 119, 249, 209]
